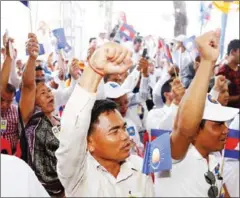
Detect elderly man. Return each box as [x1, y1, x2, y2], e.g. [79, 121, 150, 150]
[56, 42, 154, 197]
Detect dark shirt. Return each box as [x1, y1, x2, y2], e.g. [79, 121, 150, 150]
[217, 64, 240, 108]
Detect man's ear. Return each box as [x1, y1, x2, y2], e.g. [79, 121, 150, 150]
[87, 135, 95, 153]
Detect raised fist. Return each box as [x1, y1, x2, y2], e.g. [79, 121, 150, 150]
[213, 75, 226, 92]
[172, 78, 185, 105]
[89, 42, 133, 75]
[195, 29, 221, 64]
[26, 33, 39, 59]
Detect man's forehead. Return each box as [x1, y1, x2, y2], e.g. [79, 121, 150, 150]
[98, 110, 124, 125]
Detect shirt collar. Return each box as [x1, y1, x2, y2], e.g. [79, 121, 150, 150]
[190, 145, 219, 171]
[88, 153, 137, 180]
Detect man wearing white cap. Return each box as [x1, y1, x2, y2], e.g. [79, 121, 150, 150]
[155, 30, 239, 197]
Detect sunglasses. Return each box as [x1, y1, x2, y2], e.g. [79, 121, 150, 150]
[204, 171, 219, 198]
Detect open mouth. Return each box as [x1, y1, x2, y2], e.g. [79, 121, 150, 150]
[220, 137, 227, 143]
[48, 98, 54, 105]
[121, 142, 131, 150]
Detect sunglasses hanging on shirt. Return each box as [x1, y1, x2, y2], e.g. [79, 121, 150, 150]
[204, 170, 219, 198]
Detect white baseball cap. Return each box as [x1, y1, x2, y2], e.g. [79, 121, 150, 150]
[203, 94, 239, 122]
[104, 81, 131, 99]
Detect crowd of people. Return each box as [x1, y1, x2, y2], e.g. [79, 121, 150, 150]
[0, 23, 239, 198]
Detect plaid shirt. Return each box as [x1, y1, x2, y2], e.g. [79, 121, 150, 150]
[217, 64, 240, 108]
[1, 104, 19, 150]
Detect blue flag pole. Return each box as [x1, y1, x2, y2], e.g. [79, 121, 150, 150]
[220, 13, 228, 59]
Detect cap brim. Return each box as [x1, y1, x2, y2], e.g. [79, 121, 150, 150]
[203, 104, 239, 122]
[107, 88, 131, 99]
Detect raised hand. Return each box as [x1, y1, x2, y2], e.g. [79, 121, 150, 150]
[69, 58, 81, 80]
[195, 29, 221, 64]
[213, 75, 226, 92]
[172, 78, 185, 105]
[89, 42, 133, 75]
[26, 33, 39, 60]
[138, 57, 149, 77]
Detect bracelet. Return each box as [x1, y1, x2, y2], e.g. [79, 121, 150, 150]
[88, 61, 104, 77]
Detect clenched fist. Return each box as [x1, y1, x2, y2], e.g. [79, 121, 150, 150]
[213, 75, 226, 92]
[137, 58, 149, 77]
[89, 42, 133, 75]
[195, 29, 221, 64]
[172, 78, 186, 106]
[26, 33, 39, 59]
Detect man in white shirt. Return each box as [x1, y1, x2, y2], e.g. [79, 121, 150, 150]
[56, 42, 154, 197]
[155, 30, 239, 197]
[147, 77, 185, 135]
[1, 154, 49, 197]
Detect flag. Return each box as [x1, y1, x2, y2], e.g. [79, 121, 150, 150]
[224, 129, 239, 160]
[26, 43, 45, 56]
[183, 36, 199, 60]
[200, 2, 213, 23]
[161, 40, 173, 64]
[142, 131, 172, 175]
[119, 23, 136, 41]
[151, 129, 171, 141]
[20, 1, 29, 7]
[52, 28, 67, 50]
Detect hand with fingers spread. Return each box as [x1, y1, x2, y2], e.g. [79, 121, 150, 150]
[195, 29, 221, 64]
[172, 78, 186, 106]
[213, 75, 226, 92]
[26, 33, 39, 60]
[89, 42, 133, 76]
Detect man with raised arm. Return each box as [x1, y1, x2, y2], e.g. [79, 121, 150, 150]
[56, 42, 154, 197]
[155, 30, 239, 197]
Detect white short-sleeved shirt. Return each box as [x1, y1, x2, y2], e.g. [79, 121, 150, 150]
[154, 146, 223, 197]
[1, 154, 49, 197]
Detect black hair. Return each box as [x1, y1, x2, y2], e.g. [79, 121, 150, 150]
[109, 32, 115, 39]
[227, 39, 240, 56]
[103, 74, 111, 83]
[195, 55, 201, 63]
[134, 37, 142, 45]
[5, 83, 16, 96]
[89, 37, 96, 44]
[199, 119, 206, 129]
[161, 78, 174, 104]
[88, 99, 117, 136]
[36, 78, 46, 84]
[35, 65, 44, 71]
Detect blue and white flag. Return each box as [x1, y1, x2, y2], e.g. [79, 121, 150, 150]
[142, 130, 172, 174]
[52, 28, 67, 50]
